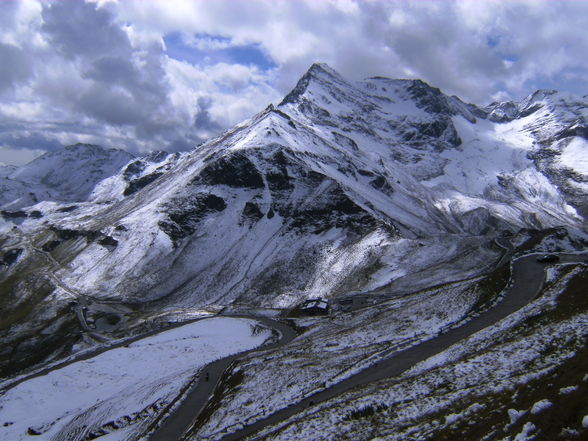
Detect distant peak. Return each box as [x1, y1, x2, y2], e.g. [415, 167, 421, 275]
[279, 62, 346, 106]
[62, 143, 132, 155]
[531, 89, 558, 98]
[307, 62, 338, 77]
[64, 143, 104, 151]
[520, 89, 558, 106]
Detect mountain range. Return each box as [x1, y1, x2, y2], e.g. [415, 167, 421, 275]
[0, 63, 587, 440]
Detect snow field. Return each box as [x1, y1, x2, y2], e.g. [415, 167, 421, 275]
[558, 137, 588, 176]
[0, 317, 271, 441]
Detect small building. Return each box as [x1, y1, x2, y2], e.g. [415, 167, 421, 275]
[299, 298, 330, 316]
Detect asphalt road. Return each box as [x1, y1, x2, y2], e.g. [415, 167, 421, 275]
[215, 252, 587, 441]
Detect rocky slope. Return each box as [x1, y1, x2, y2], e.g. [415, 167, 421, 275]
[0, 64, 587, 379]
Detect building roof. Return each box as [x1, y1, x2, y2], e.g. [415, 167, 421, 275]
[301, 298, 329, 310]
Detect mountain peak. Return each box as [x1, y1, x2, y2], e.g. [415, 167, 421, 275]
[279, 62, 346, 106]
[62, 142, 134, 156]
[307, 62, 339, 78]
[65, 142, 102, 149]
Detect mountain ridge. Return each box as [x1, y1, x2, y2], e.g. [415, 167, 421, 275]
[0, 63, 586, 381]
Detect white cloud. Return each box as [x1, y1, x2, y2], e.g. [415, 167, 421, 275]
[166, 59, 281, 136]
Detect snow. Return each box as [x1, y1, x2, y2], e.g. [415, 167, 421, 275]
[407, 266, 586, 378]
[0, 317, 271, 441]
[546, 267, 559, 283]
[508, 408, 526, 425]
[301, 299, 329, 310]
[442, 402, 484, 427]
[558, 137, 588, 176]
[419, 113, 579, 229]
[192, 275, 494, 440]
[234, 261, 588, 441]
[558, 385, 578, 395]
[530, 399, 552, 415]
[2, 144, 134, 209]
[1, 64, 584, 317]
[582, 415, 588, 429]
[425, 116, 534, 195]
[514, 422, 537, 441]
[444, 413, 460, 425]
[0, 65, 587, 441]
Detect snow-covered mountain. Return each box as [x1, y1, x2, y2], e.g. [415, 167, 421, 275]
[0, 143, 134, 210]
[1, 63, 587, 380]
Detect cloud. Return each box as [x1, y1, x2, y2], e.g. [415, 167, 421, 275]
[0, 0, 586, 165]
[114, 0, 588, 102]
[41, 1, 131, 59]
[194, 96, 221, 132]
[0, 43, 33, 93]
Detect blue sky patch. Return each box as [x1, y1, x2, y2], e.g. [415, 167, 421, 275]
[501, 54, 518, 63]
[486, 35, 500, 48]
[164, 32, 276, 70]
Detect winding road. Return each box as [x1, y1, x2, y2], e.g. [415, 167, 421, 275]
[147, 315, 297, 441]
[2, 230, 106, 339]
[174, 251, 585, 441]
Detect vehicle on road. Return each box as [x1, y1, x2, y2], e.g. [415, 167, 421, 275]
[536, 254, 559, 263]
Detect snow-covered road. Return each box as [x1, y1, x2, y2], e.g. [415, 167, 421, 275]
[0, 316, 274, 441]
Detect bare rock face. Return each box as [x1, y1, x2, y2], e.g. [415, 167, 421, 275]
[158, 193, 227, 243]
[197, 153, 265, 189]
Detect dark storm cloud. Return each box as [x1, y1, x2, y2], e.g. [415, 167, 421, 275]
[0, 127, 63, 153]
[26, 0, 199, 154]
[167, 134, 205, 153]
[76, 84, 143, 126]
[84, 56, 138, 87]
[77, 51, 171, 129]
[366, 4, 509, 100]
[41, 1, 168, 126]
[1, 0, 270, 165]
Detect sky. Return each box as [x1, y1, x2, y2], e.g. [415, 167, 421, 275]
[0, 0, 586, 166]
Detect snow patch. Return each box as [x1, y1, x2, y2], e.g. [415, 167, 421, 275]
[558, 385, 578, 395]
[514, 422, 537, 441]
[508, 408, 526, 425]
[559, 137, 588, 176]
[530, 399, 552, 415]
